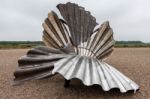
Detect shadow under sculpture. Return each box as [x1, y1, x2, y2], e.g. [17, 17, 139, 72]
[14, 2, 139, 93]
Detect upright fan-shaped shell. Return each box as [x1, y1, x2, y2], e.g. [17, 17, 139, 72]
[43, 2, 114, 59]
[57, 2, 97, 46]
[85, 21, 115, 59]
[42, 11, 71, 49]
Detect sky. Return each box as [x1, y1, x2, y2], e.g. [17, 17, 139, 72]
[0, 0, 150, 42]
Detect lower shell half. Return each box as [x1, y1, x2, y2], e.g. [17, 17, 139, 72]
[52, 55, 139, 93]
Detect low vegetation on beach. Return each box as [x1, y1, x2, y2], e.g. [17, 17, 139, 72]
[0, 41, 150, 49]
[115, 41, 150, 47]
[0, 41, 44, 49]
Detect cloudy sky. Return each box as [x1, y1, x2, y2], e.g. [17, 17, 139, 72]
[0, 0, 150, 42]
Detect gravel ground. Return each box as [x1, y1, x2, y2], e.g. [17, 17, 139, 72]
[0, 48, 150, 99]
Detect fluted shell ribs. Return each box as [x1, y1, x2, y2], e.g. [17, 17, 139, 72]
[14, 2, 139, 93]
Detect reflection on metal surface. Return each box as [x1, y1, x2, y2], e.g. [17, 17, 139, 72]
[14, 2, 139, 93]
[52, 56, 139, 93]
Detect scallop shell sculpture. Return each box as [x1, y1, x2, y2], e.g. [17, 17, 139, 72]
[14, 2, 139, 93]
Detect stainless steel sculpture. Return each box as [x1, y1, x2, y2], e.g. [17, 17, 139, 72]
[14, 2, 139, 93]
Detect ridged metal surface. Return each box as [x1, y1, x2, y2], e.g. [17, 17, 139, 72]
[52, 55, 139, 93]
[14, 46, 73, 84]
[57, 2, 97, 46]
[42, 2, 114, 59]
[14, 2, 139, 93]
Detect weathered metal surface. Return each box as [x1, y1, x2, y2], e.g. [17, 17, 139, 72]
[14, 2, 139, 93]
[52, 55, 139, 93]
[43, 4, 114, 59]
[57, 2, 97, 46]
[14, 46, 73, 84]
